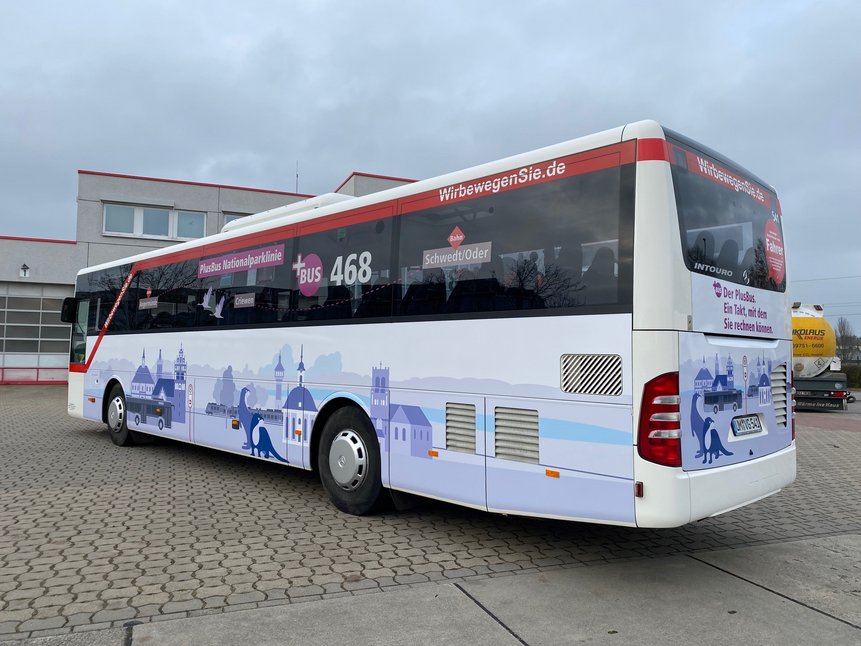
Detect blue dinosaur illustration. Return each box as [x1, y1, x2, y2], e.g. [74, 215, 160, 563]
[238, 386, 254, 449]
[702, 417, 733, 464]
[690, 392, 708, 459]
[248, 412, 288, 463]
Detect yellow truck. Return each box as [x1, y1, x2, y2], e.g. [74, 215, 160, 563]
[792, 303, 849, 410]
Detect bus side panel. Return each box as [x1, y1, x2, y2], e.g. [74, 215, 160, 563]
[486, 396, 634, 523]
[189, 374, 300, 466]
[80, 316, 635, 522]
[388, 391, 486, 510]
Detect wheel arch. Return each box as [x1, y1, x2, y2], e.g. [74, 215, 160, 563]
[102, 378, 124, 424]
[310, 394, 371, 475]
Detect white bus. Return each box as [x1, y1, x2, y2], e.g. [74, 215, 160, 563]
[62, 120, 795, 527]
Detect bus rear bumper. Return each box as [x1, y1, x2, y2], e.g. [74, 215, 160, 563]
[635, 442, 796, 528]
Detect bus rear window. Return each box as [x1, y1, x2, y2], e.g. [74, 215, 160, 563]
[668, 136, 785, 293]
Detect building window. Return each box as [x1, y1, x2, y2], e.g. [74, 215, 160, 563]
[105, 205, 135, 234]
[178, 211, 205, 238]
[103, 204, 207, 240]
[143, 208, 170, 236]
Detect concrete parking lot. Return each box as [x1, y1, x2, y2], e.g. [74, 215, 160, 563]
[1, 386, 860, 642]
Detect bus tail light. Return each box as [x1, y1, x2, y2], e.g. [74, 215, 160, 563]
[638, 372, 682, 467]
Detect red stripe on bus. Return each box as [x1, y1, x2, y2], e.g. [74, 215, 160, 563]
[636, 138, 670, 162]
[69, 364, 87, 373]
[400, 145, 632, 214]
[128, 141, 636, 272]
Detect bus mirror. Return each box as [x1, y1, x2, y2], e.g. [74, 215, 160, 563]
[60, 297, 77, 323]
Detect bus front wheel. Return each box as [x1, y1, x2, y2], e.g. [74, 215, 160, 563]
[106, 385, 135, 447]
[318, 407, 382, 515]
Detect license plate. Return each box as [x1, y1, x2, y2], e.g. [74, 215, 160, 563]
[731, 414, 762, 436]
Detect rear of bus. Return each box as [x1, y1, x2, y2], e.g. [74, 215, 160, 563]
[631, 122, 795, 527]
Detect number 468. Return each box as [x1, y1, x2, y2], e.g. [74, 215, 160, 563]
[330, 251, 372, 286]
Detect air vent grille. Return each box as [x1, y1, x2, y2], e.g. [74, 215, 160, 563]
[494, 407, 539, 464]
[771, 363, 788, 427]
[446, 403, 476, 453]
[561, 354, 623, 396]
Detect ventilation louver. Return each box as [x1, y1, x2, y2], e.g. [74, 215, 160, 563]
[494, 407, 539, 464]
[446, 403, 476, 453]
[561, 354, 623, 396]
[771, 363, 788, 427]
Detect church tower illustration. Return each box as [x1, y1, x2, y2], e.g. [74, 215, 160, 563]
[173, 344, 187, 424]
[370, 365, 390, 451]
[274, 352, 285, 403]
[131, 349, 154, 397]
[726, 355, 734, 389]
[282, 345, 317, 442]
[156, 349, 164, 380]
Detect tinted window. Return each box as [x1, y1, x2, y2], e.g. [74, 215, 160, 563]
[294, 217, 395, 321]
[134, 260, 202, 330]
[138, 241, 296, 330]
[396, 165, 634, 316]
[75, 264, 134, 333]
[78, 160, 636, 334]
[669, 137, 785, 292]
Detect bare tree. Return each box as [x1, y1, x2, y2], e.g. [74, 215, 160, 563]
[836, 317, 854, 362]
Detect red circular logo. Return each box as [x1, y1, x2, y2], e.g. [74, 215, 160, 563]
[764, 220, 785, 283]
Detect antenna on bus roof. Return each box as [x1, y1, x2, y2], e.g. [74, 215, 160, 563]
[295, 161, 299, 194]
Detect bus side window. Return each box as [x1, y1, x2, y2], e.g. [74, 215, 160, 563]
[543, 244, 584, 308]
[400, 269, 446, 316]
[583, 247, 617, 305]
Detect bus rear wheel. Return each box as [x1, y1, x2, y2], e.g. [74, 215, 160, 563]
[318, 407, 382, 515]
[106, 385, 135, 447]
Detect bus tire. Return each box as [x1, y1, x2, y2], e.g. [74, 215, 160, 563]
[106, 385, 135, 447]
[318, 407, 382, 515]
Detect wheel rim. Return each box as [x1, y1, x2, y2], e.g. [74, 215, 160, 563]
[328, 429, 367, 491]
[107, 396, 125, 433]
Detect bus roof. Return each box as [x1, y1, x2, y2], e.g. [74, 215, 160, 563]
[79, 120, 668, 277]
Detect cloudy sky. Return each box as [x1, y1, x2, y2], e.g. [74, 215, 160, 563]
[1, 1, 859, 329]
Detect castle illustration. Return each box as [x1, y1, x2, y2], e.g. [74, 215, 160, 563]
[129, 345, 187, 424]
[281, 346, 318, 441]
[693, 353, 772, 406]
[369, 364, 432, 458]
